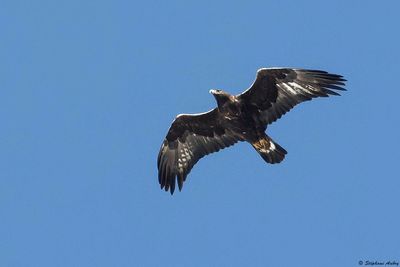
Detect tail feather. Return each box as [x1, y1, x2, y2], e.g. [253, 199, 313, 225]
[252, 136, 287, 164]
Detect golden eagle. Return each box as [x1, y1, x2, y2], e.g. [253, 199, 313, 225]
[158, 68, 346, 194]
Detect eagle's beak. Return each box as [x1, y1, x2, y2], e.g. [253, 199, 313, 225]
[209, 89, 216, 94]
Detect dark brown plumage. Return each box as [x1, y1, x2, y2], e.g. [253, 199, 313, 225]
[157, 68, 346, 194]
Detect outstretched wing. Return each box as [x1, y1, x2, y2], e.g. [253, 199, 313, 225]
[157, 109, 242, 194]
[238, 68, 346, 125]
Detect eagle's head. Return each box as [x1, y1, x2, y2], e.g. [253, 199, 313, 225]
[209, 89, 230, 97]
[209, 89, 232, 108]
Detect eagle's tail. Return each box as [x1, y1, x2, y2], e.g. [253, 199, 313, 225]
[252, 135, 287, 164]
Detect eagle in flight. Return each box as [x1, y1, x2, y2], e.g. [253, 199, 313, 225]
[158, 68, 346, 194]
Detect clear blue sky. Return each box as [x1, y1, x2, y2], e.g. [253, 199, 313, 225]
[1, 0, 399, 266]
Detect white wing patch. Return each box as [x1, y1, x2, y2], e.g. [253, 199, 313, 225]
[282, 82, 299, 95]
[178, 142, 192, 173]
